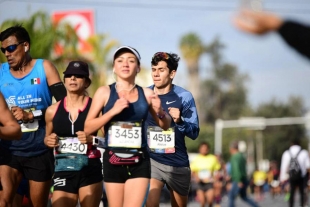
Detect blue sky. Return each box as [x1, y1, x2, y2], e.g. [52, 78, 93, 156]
[1, 0, 310, 109]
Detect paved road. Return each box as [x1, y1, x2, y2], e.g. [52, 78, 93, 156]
[159, 193, 307, 207]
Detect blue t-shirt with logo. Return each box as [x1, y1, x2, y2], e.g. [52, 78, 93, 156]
[145, 84, 200, 167]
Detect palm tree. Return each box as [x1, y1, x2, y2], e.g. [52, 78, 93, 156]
[0, 10, 119, 97]
[179, 33, 204, 122]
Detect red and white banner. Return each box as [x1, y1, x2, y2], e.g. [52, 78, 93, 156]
[52, 10, 95, 54]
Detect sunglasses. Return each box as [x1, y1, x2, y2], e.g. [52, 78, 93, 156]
[64, 74, 85, 79]
[1, 42, 24, 54]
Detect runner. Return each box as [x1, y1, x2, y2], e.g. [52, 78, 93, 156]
[145, 52, 200, 207]
[0, 25, 66, 207]
[191, 142, 221, 207]
[84, 46, 171, 207]
[44, 61, 103, 207]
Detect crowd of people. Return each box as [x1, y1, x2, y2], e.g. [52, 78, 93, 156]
[1, 6, 310, 207]
[0, 24, 200, 207]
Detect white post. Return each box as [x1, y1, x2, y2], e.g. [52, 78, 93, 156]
[215, 119, 223, 154]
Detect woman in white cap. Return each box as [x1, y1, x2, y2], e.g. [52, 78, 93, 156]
[84, 46, 171, 206]
[44, 61, 103, 207]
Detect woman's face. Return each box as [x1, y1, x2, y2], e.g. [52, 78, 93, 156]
[113, 51, 140, 80]
[64, 74, 88, 93]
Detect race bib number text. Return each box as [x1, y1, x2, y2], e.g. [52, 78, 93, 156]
[58, 137, 87, 154]
[108, 121, 142, 148]
[148, 126, 175, 153]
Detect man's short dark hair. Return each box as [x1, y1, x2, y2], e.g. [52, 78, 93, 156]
[199, 141, 210, 149]
[0, 24, 30, 45]
[230, 140, 239, 150]
[151, 52, 180, 72]
[291, 137, 301, 146]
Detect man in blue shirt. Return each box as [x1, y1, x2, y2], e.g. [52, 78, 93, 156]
[0, 25, 66, 207]
[145, 52, 200, 207]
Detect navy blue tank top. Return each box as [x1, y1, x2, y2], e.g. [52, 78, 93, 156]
[103, 83, 149, 148]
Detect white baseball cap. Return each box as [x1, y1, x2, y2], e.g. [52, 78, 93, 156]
[113, 46, 141, 61]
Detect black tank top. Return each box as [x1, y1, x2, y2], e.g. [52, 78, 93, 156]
[53, 97, 100, 158]
[53, 97, 92, 137]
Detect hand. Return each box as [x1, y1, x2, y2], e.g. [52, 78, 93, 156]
[76, 131, 91, 144]
[11, 106, 33, 123]
[168, 107, 181, 123]
[111, 96, 129, 115]
[150, 93, 162, 114]
[44, 133, 58, 148]
[238, 182, 244, 188]
[233, 9, 283, 35]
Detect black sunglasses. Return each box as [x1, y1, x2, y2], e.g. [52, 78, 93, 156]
[1, 42, 24, 54]
[64, 74, 85, 79]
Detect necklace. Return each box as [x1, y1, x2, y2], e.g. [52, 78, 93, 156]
[115, 83, 136, 93]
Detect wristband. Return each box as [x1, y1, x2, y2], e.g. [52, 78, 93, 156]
[157, 109, 166, 120]
[31, 110, 43, 119]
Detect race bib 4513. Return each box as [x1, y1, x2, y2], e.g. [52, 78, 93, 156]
[147, 126, 175, 154]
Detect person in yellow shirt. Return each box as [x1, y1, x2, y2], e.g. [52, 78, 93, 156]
[191, 142, 221, 207]
[252, 168, 267, 202]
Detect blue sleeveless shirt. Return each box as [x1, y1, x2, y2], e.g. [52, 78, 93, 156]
[0, 59, 52, 156]
[102, 83, 149, 148]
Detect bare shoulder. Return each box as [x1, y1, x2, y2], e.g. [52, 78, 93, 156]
[42, 59, 58, 73]
[46, 101, 60, 119]
[93, 85, 111, 105]
[142, 87, 154, 97]
[42, 59, 62, 85]
[142, 87, 154, 104]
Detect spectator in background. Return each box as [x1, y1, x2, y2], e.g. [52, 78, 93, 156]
[252, 167, 267, 202]
[191, 142, 221, 207]
[228, 141, 259, 207]
[279, 138, 310, 207]
[234, 9, 310, 60]
[267, 161, 281, 199]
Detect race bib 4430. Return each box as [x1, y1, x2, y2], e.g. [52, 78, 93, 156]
[57, 137, 87, 154]
[108, 121, 142, 148]
[147, 126, 175, 154]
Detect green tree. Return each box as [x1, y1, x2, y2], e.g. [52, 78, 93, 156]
[202, 37, 249, 124]
[179, 33, 204, 121]
[0, 10, 118, 97]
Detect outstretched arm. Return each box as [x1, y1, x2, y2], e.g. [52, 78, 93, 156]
[234, 9, 310, 59]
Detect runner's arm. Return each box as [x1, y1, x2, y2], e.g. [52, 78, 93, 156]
[176, 91, 199, 140]
[0, 93, 22, 140]
[278, 21, 310, 59]
[84, 86, 110, 135]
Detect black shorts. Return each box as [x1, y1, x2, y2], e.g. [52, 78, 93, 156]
[53, 158, 103, 194]
[0, 147, 54, 182]
[197, 182, 214, 192]
[103, 149, 150, 183]
[17, 177, 30, 197]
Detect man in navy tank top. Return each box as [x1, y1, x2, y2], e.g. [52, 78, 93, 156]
[145, 52, 200, 207]
[0, 25, 66, 207]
